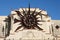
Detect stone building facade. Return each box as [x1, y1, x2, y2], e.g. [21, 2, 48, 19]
[0, 8, 60, 40]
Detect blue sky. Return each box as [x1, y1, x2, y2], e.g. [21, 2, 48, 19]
[0, 0, 60, 20]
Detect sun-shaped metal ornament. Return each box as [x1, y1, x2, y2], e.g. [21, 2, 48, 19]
[13, 5, 48, 32]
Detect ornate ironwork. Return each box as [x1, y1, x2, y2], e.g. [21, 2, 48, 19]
[13, 5, 48, 32]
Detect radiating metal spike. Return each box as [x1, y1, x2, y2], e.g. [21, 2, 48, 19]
[14, 18, 21, 23]
[37, 20, 45, 22]
[22, 8, 26, 16]
[15, 26, 22, 32]
[36, 17, 40, 19]
[32, 8, 36, 15]
[37, 20, 41, 22]
[15, 11, 23, 17]
[37, 23, 42, 25]
[35, 11, 42, 16]
[35, 25, 43, 30]
[27, 3, 30, 15]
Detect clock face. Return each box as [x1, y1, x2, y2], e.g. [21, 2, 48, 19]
[12, 8, 48, 32]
